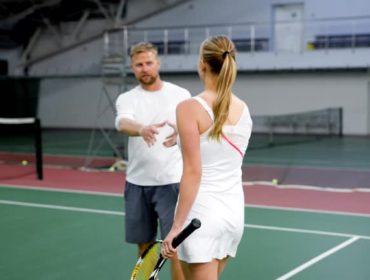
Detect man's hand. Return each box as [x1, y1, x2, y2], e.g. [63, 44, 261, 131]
[139, 121, 166, 147]
[163, 121, 178, 147]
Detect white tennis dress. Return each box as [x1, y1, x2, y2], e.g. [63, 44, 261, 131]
[177, 96, 253, 263]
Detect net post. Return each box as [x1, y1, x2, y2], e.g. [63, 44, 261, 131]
[267, 117, 274, 146]
[34, 118, 43, 180]
[338, 107, 343, 138]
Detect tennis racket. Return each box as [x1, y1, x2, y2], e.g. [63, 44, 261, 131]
[130, 218, 201, 280]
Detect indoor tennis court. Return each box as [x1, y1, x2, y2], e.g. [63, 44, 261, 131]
[1, 130, 370, 280]
[1, 0, 370, 279]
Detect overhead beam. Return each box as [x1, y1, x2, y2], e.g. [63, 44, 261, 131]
[114, 0, 127, 27]
[43, 18, 62, 46]
[93, 0, 113, 22]
[72, 10, 90, 41]
[0, 0, 61, 28]
[21, 27, 42, 63]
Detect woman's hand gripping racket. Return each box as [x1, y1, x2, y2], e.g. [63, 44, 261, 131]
[130, 218, 201, 280]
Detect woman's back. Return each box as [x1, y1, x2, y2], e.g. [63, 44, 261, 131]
[193, 96, 252, 194]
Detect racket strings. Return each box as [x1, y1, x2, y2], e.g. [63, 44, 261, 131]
[132, 243, 161, 280]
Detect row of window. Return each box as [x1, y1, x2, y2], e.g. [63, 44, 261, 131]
[149, 33, 370, 54]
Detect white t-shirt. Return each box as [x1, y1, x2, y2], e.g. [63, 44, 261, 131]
[115, 81, 191, 186]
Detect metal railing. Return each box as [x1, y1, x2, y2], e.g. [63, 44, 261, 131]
[103, 16, 370, 58]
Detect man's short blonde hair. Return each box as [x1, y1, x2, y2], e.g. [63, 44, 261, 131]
[130, 42, 158, 58]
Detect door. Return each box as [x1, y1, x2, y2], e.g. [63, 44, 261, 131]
[273, 3, 304, 53]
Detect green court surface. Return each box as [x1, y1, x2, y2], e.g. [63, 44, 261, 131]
[246, 136, 370, 170]
[0, 129, 127, 158]
[1, 186, 369, 280]
[1, 129, 370, 170]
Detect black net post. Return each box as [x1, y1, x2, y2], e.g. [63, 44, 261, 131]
[34, 118, 43, 180]
[338, 108, 343, 138]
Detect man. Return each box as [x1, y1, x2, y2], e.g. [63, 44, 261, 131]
[115, 42, 191, 279]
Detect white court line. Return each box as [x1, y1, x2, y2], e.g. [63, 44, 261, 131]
[243, 181, 370, 193]
[1, 184, 370, 218]
[0, 200, 124, 216]
[0, 184, 123, 197]
[246, 203, 370, 218]
[1, 199, 369, 240]
[246, 223, 370, 240]
[275, 236, 360, 280]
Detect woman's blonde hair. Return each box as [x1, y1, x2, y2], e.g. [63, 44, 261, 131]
[200, 35, 237, 140]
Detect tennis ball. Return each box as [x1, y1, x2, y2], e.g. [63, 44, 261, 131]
[271, 178, 279, 184]
[21, 160, 28, 166]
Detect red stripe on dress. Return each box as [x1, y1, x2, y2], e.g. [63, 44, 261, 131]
[221, 133, 244, 158]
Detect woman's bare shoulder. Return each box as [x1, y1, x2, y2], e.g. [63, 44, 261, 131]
[177, 95, 204, 113]
[231, 94, 248, 108]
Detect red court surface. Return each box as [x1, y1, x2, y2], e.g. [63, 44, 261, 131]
[1, 163, 370, 217]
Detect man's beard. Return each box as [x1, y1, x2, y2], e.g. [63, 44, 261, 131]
[139, 74, 158, 86]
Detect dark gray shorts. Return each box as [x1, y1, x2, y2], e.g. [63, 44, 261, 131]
[124, 181, 180, 244]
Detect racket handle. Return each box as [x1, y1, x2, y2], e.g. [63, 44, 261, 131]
[148, 219, 201, 280]
[172, 218, 201, 248]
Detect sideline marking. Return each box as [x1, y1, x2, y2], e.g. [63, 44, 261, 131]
[246, 224, 370, 240]
[246, 204, 370, 218]
[243, 181, 370, 193]
[0, 184, 122, 196]
[0, 200, 124, 216]
[1, 185, 370, 218]
[1, 199, 369, 240]
[275, 236, 360, 280]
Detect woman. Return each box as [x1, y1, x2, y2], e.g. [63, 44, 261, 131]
[162, 35, 253, 279]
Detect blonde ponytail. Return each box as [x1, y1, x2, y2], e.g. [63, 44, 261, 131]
[200, 36, 237, 140]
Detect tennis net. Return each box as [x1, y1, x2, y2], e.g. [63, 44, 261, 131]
[0, 117, 43, 180]
[250, 107, 343, 149]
